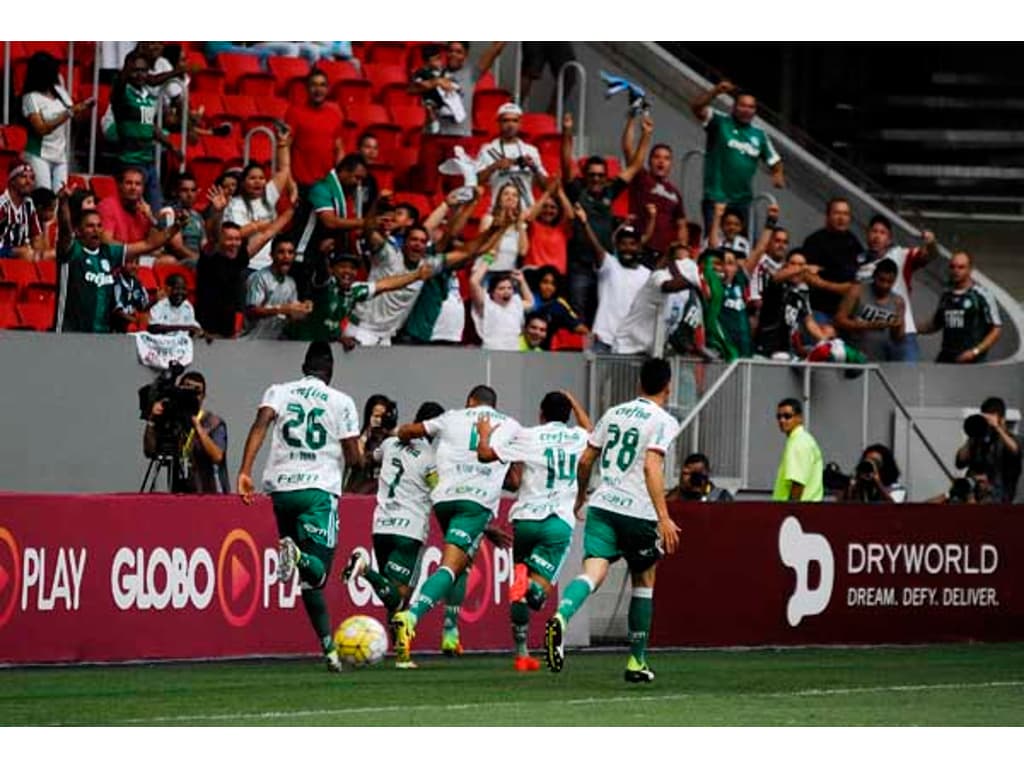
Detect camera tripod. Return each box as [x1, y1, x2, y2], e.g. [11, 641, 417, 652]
[140, 453, 183, 493]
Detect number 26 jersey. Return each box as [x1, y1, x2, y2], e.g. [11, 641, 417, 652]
[260, 376, 360, 496]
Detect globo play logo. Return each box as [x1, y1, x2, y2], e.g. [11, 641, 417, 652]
[216, 528, 261, 628]
[0, 527, 20, 629]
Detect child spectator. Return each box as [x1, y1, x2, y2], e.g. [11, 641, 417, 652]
[527, 265, 588, 346]
[719, 249, 753, 357]
[111, 261, 150, 332]
[148, 274, 202, 336]
[411, 44, 447, 134]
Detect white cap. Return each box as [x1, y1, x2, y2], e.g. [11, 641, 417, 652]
[496, 102, 523, 119]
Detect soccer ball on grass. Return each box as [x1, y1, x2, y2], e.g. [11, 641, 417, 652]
[334, 614, 389, 667]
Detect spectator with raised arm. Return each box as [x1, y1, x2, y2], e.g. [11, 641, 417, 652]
[854, 215, 939, 363]
[286, 68, 346, 190]
[470, 262, 534, 351]
[919, 251, 1002, 364]
[563, 112, 649, 325]
[691, 80, 784, 236]
[479, 182, 528, 273]
[224, 124, 295, 271]
[411, 41, 505, 137]
[476, 103, 549, 207]
[302, 153, 370, 258]
[801, 197, 864, 321]
[622, 114, 687, 257]
[0, 164, 44, 260]
[707, 206, 751, 259]
[56, 185, 187, 333]
[779, 250, 836, 360]
[244, 238, 311, 339]
[165, 172, 207, 268]
[525, 176, 573, 275]
[21, 52, 95, 191]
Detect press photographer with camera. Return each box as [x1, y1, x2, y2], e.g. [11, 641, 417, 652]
[666, 453, 734, 503]
[930, 463, 997, 505]
[834, 444, 905, 503]
[954, 397, 1021, 503]
[344, 395, 398, 494]
[142, 368, 228, 493]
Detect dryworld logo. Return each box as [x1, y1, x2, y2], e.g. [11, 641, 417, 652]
[216, 529, 261, 627]
[0, 527, 20, 629]
[778, 516, 835, 627]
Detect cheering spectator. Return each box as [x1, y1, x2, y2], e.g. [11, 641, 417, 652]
[519, 313, 549, 352]
[707, 206, 751, 259]
[356, 132, 390, 203]
[691, 80, 784, 235]
[562, 112, 649, 325]
[224, 124, 294, 271]
[855, 215, 939, 362]
[576, 206, 652, 354]
[411, 41, 505, 137]
[21, 52, 94, 191]
[31, 188, 58, 260]
[470, 261, 534, 351]
[479, 182, 527, 272]
[148, 273, 202, 336]
[526, 265, 588, 344]
[165, 172, 206, 267]
[98, 167, 156, 247]
[477, 103, 549, 207]
[748, 208, 805, 356]
[622, 114, 687, 256]
[303, 153, 370, 257]
[111, 260, 150, 332]
[613, 244, 699, 355]
[525, 177, 573, 274]
[203, 170, 240, 241]
[244, 238, 311, 339]
[56, 187, 186, 333]
[779, 250, 836, 359]
[110, 50, 180, 209]
[834, 258, 906, 362]
[0, 164, 44, 260]
[718, 249, 753, 357]
[919, 252, 1002, 364]
[801, 197, 864, 319]
[286, 69, 346, 190]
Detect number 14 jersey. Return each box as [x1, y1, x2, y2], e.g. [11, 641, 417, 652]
[260, 376, 360, 496]
[588, 397, 681, 521]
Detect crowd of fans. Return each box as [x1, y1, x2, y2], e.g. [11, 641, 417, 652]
[0, 42, 1005, 365]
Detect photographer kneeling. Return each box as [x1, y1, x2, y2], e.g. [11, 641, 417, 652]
[835, 444, 905, 503]
[667, 453, 734, 503]
[955, 397, 1021, 503]
[143, 371, 229, 493]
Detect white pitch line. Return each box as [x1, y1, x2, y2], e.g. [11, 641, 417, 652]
[85, 680, 1024, 726]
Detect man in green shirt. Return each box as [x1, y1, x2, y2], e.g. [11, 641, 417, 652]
[691, 80, 785, 240]
[772, 398, 824, 502]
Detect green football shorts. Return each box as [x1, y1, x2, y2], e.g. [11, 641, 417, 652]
[582, 506, 661, 573]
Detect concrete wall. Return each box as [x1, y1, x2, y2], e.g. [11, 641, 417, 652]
[0, 333, 587, 493]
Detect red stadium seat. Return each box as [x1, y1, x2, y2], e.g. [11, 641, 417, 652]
[345, 103, 390, 128]
[35, 259, 57, 286]
[472, 89, 512, 132]
[0, 302, 19, 329]
[217, 94, 257, 130]
[215, 53, 264, 89]
[21, 280, 56, 306]
[382, 87, 419, 113]
[390, 104, 427, 132]
[392, 192, 433, 221]
[190, 69, 226, 94]
[199, 134, 243, 166]
[332, 79, 374, 110]
[365, 42, 411, 67]
[90, 174, 117, 201]
[136, 266, 159, 301]
[155, 263, 196, 292]
[368, 163, 395, 194]
[266, 55, 310, 96]
[363, 64, 408, 96]
[66, 174, 90, 193]
[1, 125, 28, 153]
[244, 130, 275, 165]
[550, 329, 585, 351]
[190, 93, 225, 123]
[0, 281, 18, 305]
[0, 260, 39, 296]
[475, 71, 497, 92]
[519, 112, 559, 140]
[237, 74, 277, 98]
[15, 302, 54, 331]
[189, 158, 226, 197]
[317, 59, 362, 84]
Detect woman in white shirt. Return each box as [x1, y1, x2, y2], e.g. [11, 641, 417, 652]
[21, 52, 95, 190]
[224, 128, 294, 271]
[478, 182, 527, 273]
[469, 259, 534, 351]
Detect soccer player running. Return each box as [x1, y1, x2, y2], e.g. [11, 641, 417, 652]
[475, 390, 592, 671]
[237, 341, 362, 673]
[545, 358, 682, 683]
[342, 401, 445, 669]
[390, 385, 520, 662]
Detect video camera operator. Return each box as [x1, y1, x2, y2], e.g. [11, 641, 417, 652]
[834, 444, 905, 503]
[955, 397, 1021, 503]
[344, 394, 397, 494]
[666, 453, 734, 503]
[142, 368, 228, 493]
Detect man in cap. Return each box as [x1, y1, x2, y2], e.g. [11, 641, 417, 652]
[0, 163, 44, 260]
[476, 102, 549, 207]
[238, 340, 363, 673]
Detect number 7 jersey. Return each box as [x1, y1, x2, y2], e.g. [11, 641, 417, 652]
[588, 397, 681, 521]
[259, 376, 360, 496]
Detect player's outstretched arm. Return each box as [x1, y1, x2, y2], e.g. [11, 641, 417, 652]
[644, 449, 680, 554]
[238, 406, 275, 504]
[575, 444, 601, 518]
[397, 422, 428, 443]
[561, 389, 593, 432]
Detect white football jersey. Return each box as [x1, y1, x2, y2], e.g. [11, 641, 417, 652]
[493, 422, 590, 527]
[259, 376, 360, 496]
[372, 437, 438, 543]
[424, 406, 520, 514]
[587, 397, 681, 521]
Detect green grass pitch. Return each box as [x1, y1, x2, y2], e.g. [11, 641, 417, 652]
[2, 644, 1023, 726]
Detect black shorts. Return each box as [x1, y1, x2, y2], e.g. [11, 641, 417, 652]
[521, 42, 576, 79]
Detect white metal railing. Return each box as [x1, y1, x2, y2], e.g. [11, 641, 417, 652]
[154, 78, 190, 184]
[87, 41, 100, 175]
[243, 126, 277, 172]
[555, 61, 587, 155]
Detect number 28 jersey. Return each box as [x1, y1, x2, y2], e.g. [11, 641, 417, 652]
[260, 376, 360, 496]
[493, 422, 590, 528]
[588, 397, 681, 521]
